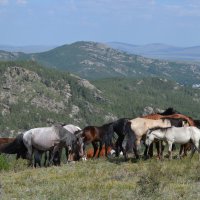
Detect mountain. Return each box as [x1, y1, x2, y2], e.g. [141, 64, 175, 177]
[1, 61, 200, 135]
[0, 45, 57, 53]
[107, 42, 200, 61]
[1, 41, 200, 85]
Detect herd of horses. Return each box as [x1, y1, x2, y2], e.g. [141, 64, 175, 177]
[1, 107, 200, 167]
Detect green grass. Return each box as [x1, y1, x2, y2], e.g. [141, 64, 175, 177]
[0, 155, 200, 199]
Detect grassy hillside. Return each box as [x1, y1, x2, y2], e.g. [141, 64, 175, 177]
[1, 41, 200, 85]
[0, 155, 200, 199]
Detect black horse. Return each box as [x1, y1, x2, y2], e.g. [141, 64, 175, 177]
[111, 118, 130, 157]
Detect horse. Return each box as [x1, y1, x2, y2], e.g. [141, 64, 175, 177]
[23, 125, 84, 166]
[63, 124, 82, 161]
[0, 134, 62, 167]
[142, 112, 196, 158]
[86, 145, 113, 158]
[157, 107, 179, 115]
[0, 134, 28, 159]
[109, 118, 130, 157]
[145, 126, 200, 160]
[122, 117, 186, 159]
[79, 123, 114, 158]
[0, 138, 15, 146]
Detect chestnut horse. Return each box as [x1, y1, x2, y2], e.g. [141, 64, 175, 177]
[86, 146, 113, 158]
[79, 123, 114, 158]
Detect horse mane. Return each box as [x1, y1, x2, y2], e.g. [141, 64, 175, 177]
[149, 126, 172, 133]
[158, 107, 180, 115]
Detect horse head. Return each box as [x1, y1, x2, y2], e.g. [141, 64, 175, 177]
[145, 129, 155, 147]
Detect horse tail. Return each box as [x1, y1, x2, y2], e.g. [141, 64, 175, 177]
[0, 133, 27, 156]
[122, 121, 135, 153]
[194, 120, 200, 128]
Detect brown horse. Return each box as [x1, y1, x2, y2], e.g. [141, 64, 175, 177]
[143, 113, 195, 158]
[79, 123, 114, 158]
[86, 146, 113, 158]
[0, 138, 15, 147]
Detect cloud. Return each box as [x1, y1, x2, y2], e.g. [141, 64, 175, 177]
[16, 0, 27, 5]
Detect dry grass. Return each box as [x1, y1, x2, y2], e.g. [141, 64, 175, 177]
[0, 155, 200, 200]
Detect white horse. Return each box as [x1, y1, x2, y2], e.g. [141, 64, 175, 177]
[63, 124, 81, 134]
[145, 126, 200, 160]
[23, 125, 84, 166]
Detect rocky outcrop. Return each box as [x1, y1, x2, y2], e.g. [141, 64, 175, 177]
[142, 106, 164, 116]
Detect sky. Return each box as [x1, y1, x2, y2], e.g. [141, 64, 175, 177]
[0, 0, 200, 47]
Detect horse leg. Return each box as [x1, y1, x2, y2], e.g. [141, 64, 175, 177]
[49, 145, 60, 165]
[157, 141, 164, 160]
[155, 141, 161, 159]
[134, 138, 141, 159]
[65, 147, 69, 162]
[92, 142, 98, 158]
[98, 142, 103, 158]
[44, 151, 48, 167]
[168, 142, 173, 160]
[190, 140, 200, 160]
[179, 145, 184, 158]
[115, 138, 120, 157]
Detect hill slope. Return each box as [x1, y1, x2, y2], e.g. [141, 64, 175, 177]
[1, 61, 200, 135]
[0, 61, 111, 134]
[1, 41, 200, 85]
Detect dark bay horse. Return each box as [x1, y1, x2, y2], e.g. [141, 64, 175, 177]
[0, 138, 15, 145]
[79, 123, 114, 158]
[0, 134, 28, 159]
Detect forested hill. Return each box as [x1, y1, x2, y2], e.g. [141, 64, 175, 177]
[0, 41, 200, 85]
[0, 61, 200, 135]
[0, 61, 111, 134]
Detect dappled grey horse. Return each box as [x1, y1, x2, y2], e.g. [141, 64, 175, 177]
[63, 124, 82, 161]
[23, 125, 84, 166]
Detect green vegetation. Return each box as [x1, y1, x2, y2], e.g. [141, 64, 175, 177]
[1, 60, 200, 133]
[0, 155, 200, 199]
[93, 78, 200, 119]
[1, 41, 200, 85]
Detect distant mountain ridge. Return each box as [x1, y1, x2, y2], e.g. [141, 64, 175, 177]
[0, 45, 57, 53]
[0, 41, 200, 85]
[107, 42, 200, 61]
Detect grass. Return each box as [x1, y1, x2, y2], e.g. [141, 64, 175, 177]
[0, 154, 200, 200]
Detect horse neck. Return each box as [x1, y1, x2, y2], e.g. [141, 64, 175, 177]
[152, 130, 165, 140]
[164, 114, 195, 126]
[152, 119, 170, 128]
